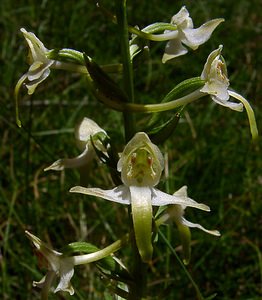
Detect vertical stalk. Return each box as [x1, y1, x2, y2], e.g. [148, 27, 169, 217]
[115, 0, 135, 141]
[116, 2, 146, 299]
[128, 229, 147, 300]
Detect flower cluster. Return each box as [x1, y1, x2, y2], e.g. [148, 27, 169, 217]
[70, 132, 218, 262]
[16, 4, 258, 299]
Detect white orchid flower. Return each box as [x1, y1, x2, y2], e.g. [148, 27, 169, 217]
[158, 186, 220, 235]
[15, 28, 55, 96]
[200, 46, 258, 139]
[156, 187, 220, 264]
[26, 231, 123, 299]
[14, 28, 56, 127]
[45, 117, 107, 171]
[162, 6, 224, 62]
[25, 231, 75, 299]
[70, 132, 212, 262]
[200, 45, 242, 111]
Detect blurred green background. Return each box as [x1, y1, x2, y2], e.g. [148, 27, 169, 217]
[0, 0, 261, 299]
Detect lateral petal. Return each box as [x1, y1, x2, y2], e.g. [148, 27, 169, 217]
[151, 187, 210, 211]
[162, 39, 188, 63]
[183, 19, 224, 50]
[54, 258, 75, 295]
[44, 147, 94, 171]
[70, 185, 131, 205]
[181, 217, 220, 236]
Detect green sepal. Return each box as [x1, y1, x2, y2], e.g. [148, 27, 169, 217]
[84, 54, 128, 104]
[162, 77, 205, 103]
[146, 77, 204, 131]
[128, 22, 177, 39]
[47, 48, 84, 64]
[143, 22, 178, 34]
[61, 242, 115, 271]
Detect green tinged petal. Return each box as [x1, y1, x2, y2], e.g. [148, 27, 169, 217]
[130, 186, 153, 262]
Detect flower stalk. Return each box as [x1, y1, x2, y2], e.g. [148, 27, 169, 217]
[115, 0, 135, 141]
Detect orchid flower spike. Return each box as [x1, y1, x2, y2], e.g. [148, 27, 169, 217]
[200, 46, 258, 139]
[45, 117, 107, 172]
[162, 6, 224, 62]
[71, 132, 212, 262]
[25, 231, 75, 299]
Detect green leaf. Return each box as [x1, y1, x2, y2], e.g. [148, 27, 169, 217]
[84, 54, 128, 103]
[148, 110, 182, 145]
[162, 77, 205, 103]
[47, 48, 85, 64]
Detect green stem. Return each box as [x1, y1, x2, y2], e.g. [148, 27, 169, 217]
[128, 25, 179, 41]
[53, 61, 123, 74]
[73, 237, 127, 265]
[128, 225, 147, 300]
[158, 230, 205, 300]
[116, 0, 135, 141]
[91, 87, 205, 113]
[116, 2, 147, 299]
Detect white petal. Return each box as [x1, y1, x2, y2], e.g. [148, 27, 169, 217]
[162, 39, 188, 63]
[33, 271, 56, 299]
[201, 45, 223, 80]
[181, 217, 220, 236]
[54, 258, 75, 295]
[182, 19, 224, 50]
[44, 147, 94, 171]
[25, 231, 61, 271]
[173, 185, 187, 197]
[75, 117, 106, 145]
[200, 80, 229, 102]
[27, 60, 53, 81]
[70, 185, 131, 205]
[211, 95, 244, 111]
[151, 187, 210, 211]
[21, 28, 49, 62]
[171, 6, 191, 27]
[25, 68, 51, 95]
